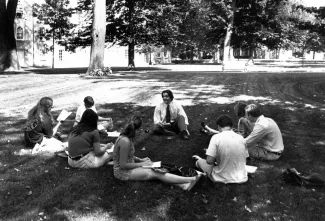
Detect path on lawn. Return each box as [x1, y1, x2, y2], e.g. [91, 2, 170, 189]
[1, 67, 325, 120]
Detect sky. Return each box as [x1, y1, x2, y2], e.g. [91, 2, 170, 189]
[302, 0, 325, 7]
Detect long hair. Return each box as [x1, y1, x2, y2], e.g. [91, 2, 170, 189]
[27, 97, 54, 122]
[70, 109, 98, 135]
[120, 116, 142, 139]
[234, 102, 247, 118]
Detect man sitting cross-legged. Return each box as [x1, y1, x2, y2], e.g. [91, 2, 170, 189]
[193, 115, 248, 184]
[244, 104, 284, 160]
[153, 89, 190, 140]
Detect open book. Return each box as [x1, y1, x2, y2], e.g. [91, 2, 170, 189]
[57, 109, 72, 122]
[142, 161, 161, 168]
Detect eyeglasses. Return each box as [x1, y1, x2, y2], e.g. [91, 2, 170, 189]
[45, 104, 54, 109]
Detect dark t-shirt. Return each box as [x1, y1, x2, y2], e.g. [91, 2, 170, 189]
[68, 130, 100, 157]
[24, 115, 53, 148]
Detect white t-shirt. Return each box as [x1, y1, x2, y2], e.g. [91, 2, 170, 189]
[206, 130, 248, 184]
[75, 104, 97, 123]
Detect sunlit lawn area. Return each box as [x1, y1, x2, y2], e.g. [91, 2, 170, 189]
[1, 66, 325, 220]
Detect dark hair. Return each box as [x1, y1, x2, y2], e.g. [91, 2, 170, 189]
[216, 115, 233, 128]
[245, 104, 262, 118]
[234, 102, 247, 118]
[71, 109, 98, 135]
[120, 116, 142, 139]
[84, 96, 95, 108]
[161, 90, 174, 101]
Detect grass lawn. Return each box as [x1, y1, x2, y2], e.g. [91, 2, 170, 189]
[1, 67, 325, 221]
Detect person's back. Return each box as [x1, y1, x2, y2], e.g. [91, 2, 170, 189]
[208, 130, 248, 184]
[256, 116, 283, 152]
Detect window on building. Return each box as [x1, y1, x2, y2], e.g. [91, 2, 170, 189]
[59, 50, 63, 61]
[164, 51, 167, 57]
[16, 26, 24, 40]
[125, 49, 128, 58]
[157, 52, 161, 57]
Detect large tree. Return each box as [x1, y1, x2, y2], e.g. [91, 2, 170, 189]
[0, 0, 19, 72]
[87, 0, 106, 74]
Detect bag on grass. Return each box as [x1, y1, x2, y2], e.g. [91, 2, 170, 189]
[152, 163, 198, 177]
[282, 168, 325, 187]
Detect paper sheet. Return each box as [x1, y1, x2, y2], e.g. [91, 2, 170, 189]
[107, 131, 120, 137]
[142, 161, 161, 168]
[246, 165, 258, 173]
[57, 109, 72, 121]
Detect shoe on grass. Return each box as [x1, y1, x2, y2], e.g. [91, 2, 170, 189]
[180, 130, 189, 140]
[162, 129, 176, 136]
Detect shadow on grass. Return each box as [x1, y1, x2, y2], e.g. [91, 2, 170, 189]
[1, 95, 325, 219]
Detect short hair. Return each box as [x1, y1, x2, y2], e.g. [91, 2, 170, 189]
[234, 102, 247, 118]
[245, 104, 262, 118]
[161, 90, 174, 101]
[216, 115, 233, 128]
[120, 116, 143, 139]
[84, 96, 94, 108]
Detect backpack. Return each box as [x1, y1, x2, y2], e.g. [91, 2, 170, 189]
[282, 168, 325, 187]
[152, 163, 198, 177]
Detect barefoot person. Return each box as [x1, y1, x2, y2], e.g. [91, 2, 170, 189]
[113, 116, 202, 191]
[24, 97, 66, 153]
[153, 90, 190, 140]
[193, 115, 248, 184]
[234, 102, 254, 138]
[244, 104, 284, 160]
[68, 109, 113, 168]
[74, 96, 113, 132]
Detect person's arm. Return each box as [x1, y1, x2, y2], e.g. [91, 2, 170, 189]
[244, 124, 266, 148]
[119, 138, 152, 169]
[52, 121, 62, 136]
[153, 105, 163, 126]
[205, 126, 219, 134]
[98, 116, 113, 122]
[93, 142, 109, 156]
[176, 103, 189, 125]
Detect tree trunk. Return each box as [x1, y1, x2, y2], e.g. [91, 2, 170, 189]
[223, 0, 236, 64]
[0, 0, 20, 72]
[128, 42, 135, 69]
[86, 0, 106, 75]
[127, 0, 135, 69]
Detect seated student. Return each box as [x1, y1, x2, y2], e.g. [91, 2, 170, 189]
[68, 109, 113, 168]
[24, 97, 66, 153]
[74, 96, 113, 132]
[113, 116, 203, 191]
[153, 90, 190, 140]
[234, 102, 254, 138]
[244, 104, 284, 160]
[193, 115, 248, 184]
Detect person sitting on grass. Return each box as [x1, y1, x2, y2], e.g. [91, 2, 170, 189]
[244, 104, 284, 161]
[74, 96, 113, 132]
[193, 115, 248, 184]
[113, 116, 203, 191]
[68, 109, 114, 168]
[24, 97, 66, 154]
[153, 89, 190, 140]
[234, 102, 254, 138]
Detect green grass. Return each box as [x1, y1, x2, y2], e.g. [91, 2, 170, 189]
[1, 71, 325, 221]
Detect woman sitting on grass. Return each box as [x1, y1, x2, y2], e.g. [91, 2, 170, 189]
[113, 116, 202, 191]
[234, 102, 254, 138]
[68, 109, 113, 168]
[24, 97, 66, 153]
